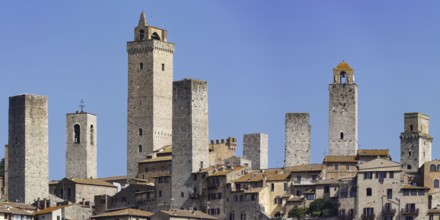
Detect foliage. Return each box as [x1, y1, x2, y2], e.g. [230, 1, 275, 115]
[307, 198, 338, 218]
[288, 207, 307, 220]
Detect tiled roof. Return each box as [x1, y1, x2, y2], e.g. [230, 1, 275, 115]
[34, 205, 69, 215]
[92, 208, 154, 218]
[233, 173, 264, 183]
[358, 149, 389, 156]
[139, 156, 172, 164]
[70, 178, 116, 187]
[401, 184, 429, 190]
[243, 188, 264, 194]
[266, 173, 290, 181]
[158, 209, 219, 220]
[96, 176, 127, 182]
[323, 155, 357, 163]
[0, 203, 35, 216]
[285, 164, 323, 172]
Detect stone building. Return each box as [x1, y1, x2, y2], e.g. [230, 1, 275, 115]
[323, 155, 358, 180]
[66, 112, 97, 179]
[127, 12, 174, 179]
[171, 79, 209, 209]
[137, 145, 172, 183]
[8, 94, 49, 204]
[151, 209, 219, 220]
[243, 133, 268, 170]
[209, 138, 236, 167]
[328, 61, 358, 156]
[357, 149, 391, 163]
[400, 112, 432, 174]
[284, 113, 310, 167]
[34, 204, 91, 220]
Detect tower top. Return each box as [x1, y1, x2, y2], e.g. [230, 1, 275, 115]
[138, 11, 147, 27]
[334, 60, 353, 71]
[332, 61, 355, 84]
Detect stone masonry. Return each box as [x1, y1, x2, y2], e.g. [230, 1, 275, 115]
[66, 112, 97, 179]
[400, 112, 432, 174]
[284, 113, 310, 167]
[243, 133, 268, 170]
[127, 12, 174, 179]
[328, 61, 358, 156]
[171, 79, 209, 209]
[8, 94, 49, 203]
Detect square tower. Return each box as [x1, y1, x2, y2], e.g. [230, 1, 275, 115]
[400, 112, 432, 173]
[243, 133, 268, 170]
[328, 61, 358, 156]
[171, 79, 209, 209]
[284, 113, 310, 167]
[66, 111, 97, 179]
[127, 12, 175, 179]
[8, 94, 48, 203]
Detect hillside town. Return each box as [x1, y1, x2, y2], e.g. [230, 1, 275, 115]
[1, 12, 440, 220]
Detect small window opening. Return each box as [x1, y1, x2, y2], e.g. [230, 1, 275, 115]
[410, 125, 414, 132]
[139, 30, 145, 40]
[138, 145, 143, 153]
[90, 125, 94, 145]
[407, 164, 412, 170]
[74, 124, 80, 144]
[435, 179, 439, 188]
[340, 71, 347, 84]
[340, 132, 344, 140]
[139, 63, 143, 70]
[151, 32, 161, 40]
[138, 128, 143, 136]
[162, 63, 165, 71]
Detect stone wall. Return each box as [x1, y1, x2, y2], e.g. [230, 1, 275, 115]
[8, 94, 49, 203]
[171, 79, 209, 209]
[66, 112, 97, 179]
[127, 20, 174, 179]
[284, 113, 310, 167]
[243, 133, 268, 170]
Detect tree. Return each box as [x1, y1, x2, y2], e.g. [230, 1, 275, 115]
[288, 207, 307, 220]
[307, 198, 338, 218]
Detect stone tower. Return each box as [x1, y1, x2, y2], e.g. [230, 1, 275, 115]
[8, 94, 48, 203]
[400, 112, 432, 173]
[328, 61, 358, 156]
[285, 113, 310, 167]
[66, 111, 97, 179]
[127, 12, 174, 179]
[171, 79, 209, 209]
[243, 133, 268, 170]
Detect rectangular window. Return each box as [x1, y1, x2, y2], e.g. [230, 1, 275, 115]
[345, 164, 349, 171]
[271, 183, 274, 192]
[364, 172, 372, 179]
[193, 174, 197, 181]
[162, 63, 165, 71]
[57, 216, 60, 220]
[284, 183, 288, 191]
[335, 164, 339, 171]
[159, 191, 162, 197]
[296, 175, 301, 181]
[410, 190, 417, 196]
[389, 171, 394, 178]
[181, 192, 184, 197]
[100, 198, 105, 204]
[324, 185, 330, 193]
[387, 189, 392, 199]
[138, 145, 142, 153]
[403, 190, 409, 196]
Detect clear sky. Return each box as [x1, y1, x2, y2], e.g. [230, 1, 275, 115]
[1, 1, 440, 180]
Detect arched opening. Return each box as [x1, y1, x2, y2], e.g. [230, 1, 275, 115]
[340, 71, 347, 84]
[90, 125, 94, 145]
[139, 30, 145, 40]
[74, 124, 80, 144]
[340, 132, 344, 140]
[435, 179, 439, 188]
[430, 164, 436, 172]
[151, 32, 161, 40]
[138, 128, 143, 136]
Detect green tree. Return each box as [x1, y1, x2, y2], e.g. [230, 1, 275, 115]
[288, 207, 307, 220]
[307, 198, 338, 217]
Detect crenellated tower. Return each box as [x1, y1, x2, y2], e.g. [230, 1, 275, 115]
[127, 12, 174, 179]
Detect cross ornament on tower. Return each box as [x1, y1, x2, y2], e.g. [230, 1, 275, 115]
[79, 99, 86, 113]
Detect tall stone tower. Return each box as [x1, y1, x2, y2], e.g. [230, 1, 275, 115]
[243, 133, 268, 170]
[127, 12, 174, 179]
[328, 61, 358, 156]
[171, 79, 209, 209]
[285, 113, 310, 167]
[66, 111, 97, 179]
[8, 94, 48, 203]
[400, 112, 432, 173]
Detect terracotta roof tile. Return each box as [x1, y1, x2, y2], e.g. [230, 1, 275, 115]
[233, 173, 264, 183]
[285, 164, 323, 172]
[357, 149, 389, 157]
[70, 178, 116, 187]
[92, 208, 154, 218]
[266, 173, 290, 181]
[323, 156, 357, 163]
[139, 156, 172, 164]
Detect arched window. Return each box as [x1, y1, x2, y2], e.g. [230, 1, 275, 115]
[340, 132, 344, 140]
[74, 124, 80, 144]
[139, 30, 145, 40]
[138, 145, 143, 153]
[90, 125, 94, 145]
[431, 164, 436, 172]
[366, 188, 372, 196]
[151, 32, 161, 40]
[139, 128, 143, 136]
[435, 179, 439, 188]
[437, 165, 440, 172]
[340, 71, 347, 84]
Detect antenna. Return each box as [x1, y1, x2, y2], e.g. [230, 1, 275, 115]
[79, 99, 86, 113]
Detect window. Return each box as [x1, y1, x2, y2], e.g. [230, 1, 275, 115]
[271, 183, 274, 192]
[387, 189, 392, 199]
[274, 197, 282, 204]
[239, 195, 244, 202]
[324, 185, 330, 193]
[407, 165, 412, 170]
[162, 63, 165, 71]
[410, 124, 413, 131]
[159, 191, 162, 197]
[312, 175, 317, 181]
[151, 32, 161, 40]
[434, 179, 439, 188]
[283, 183, 288, 191]
[364, 172, 373, 179]
[139, 30, 145, 40]
[363, 208, 374, 216]
[409, 151, 412, 156]
[229, 213, 235, 220]
[234, 195, 238, 202]
[366, 188, 372, 196]
[340, 187, 348, 198]
[437, 164, 440, 172]
[181, 192, 184, 197]
[57, 216, 60, 220]
[345, 164, 349, 171]
[350, 187, 357, 197]
[335, 164, 339, 171]
[138, 145, 143, 153]
[430, 164, 436, 172]
[240, 213, 246, 220]
[340, 132, 344, 140]
[389, 171, 394, 179]
[90, 124, 94, 145]
[138, 128, 143, 136]
[74, 124, 80, 143]
[296, 175, 301, 181]
[296, 190, 302, 196]
[306, 194, 315, 200]
[67, 187, 71, 198]
[139, 63, 143, 70]
[100, 198, 105, 204]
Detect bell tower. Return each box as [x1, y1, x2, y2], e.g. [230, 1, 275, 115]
[328, 61, 358, 156]
[127, 12, 174, 179]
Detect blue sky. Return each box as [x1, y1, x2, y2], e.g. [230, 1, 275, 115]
[1, 1, 440, 180]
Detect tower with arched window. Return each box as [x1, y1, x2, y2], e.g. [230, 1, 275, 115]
[328, 61, 358, 156]
[66, 111, 97, 179]
[127, 12, 174, 179]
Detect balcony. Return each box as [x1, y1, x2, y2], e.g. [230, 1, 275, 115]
[401, 208, 419, 216]
[382, 208, 396, 216]
[361, 214, 375, 220]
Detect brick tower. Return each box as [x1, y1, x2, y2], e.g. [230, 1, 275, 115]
[127, 12, 174, 179]
[328, 61, 358, 156]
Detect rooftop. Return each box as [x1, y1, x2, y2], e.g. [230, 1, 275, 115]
[285, 164, 323, 172]
[323, 155, 357, 163]
[157, 209, 219, 220]
[92, 208, 154, 218]
[357, 149, 389, 157]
